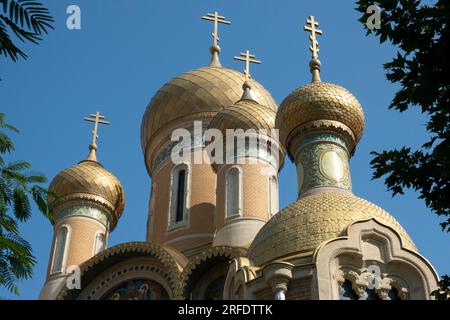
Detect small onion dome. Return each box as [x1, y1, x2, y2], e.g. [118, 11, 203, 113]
[247, 191, 416, 267]
[208, 96, 284, 171]
[48, 159, 125, 229]
[140, 66, 277, 176]
[209, 98, 276, 136]
[276, 82, 365, 157]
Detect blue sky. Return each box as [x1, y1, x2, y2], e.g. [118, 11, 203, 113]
[0, 0, 448, 299]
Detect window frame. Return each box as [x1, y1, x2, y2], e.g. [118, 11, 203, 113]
[50, 224, 71, 275]
[92, 230, 107, 256]
[224, 165, 243, 219]
[268, 175, 279, 217]
[167, 163, 191, 231]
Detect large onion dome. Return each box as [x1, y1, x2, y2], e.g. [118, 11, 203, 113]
[247, 191, 416, 266]
[140, 67, 277, 175]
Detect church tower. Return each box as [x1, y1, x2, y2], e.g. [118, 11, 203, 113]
[39, 113, 125, 300]
[141, 12, 277, 257]
[208, 50, 284, 248]
[224, 16, 438, 300]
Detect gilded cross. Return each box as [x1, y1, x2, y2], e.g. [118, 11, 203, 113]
[201, 11, 231, 47]
[304, 16, 322, 60]
[234, 50, 261, 82]
[84, 112, 110, 146]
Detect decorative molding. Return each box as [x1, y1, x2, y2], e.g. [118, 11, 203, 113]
[56, 242, 188, 300]
[80, 262, 174, 300]
[56, 205, 110, 228]
[314, 218, 439, 300]
[175, 246, 246, 299]
[295, 137, 351, 195]
[51, 195, 117, 229]
[337, 269, 409, 300]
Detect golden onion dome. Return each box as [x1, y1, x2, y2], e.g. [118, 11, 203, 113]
[48, 159, 125, 229]
[140, 66, 277, 174]
[247, 191, 416, 267]
[276, 82, 365, 156]
[208, 93, 284, 171]
[209, 98, 276, 135]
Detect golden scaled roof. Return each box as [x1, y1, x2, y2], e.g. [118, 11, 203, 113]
[209, 98, 276, 134]
[48, 160, 125, 226]
[247, 191, 416, 267]
[140, 67, 277, 167]
[276, 82, 365, 154]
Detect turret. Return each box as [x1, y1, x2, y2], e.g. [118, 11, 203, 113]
[208, 50, 284, 248]
[39, 112, 125, 299]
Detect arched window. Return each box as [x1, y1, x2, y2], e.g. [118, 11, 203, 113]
[93, 232, 106, 256]
[268, 175, 278, 216]
[175, 169, 186, 222]
[169, 164, 189, 228]
[51, 225, 70, 274]
[225, 167, 241, 217]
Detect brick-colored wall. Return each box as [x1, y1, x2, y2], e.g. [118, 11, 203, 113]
[149, 150, 216, 252]
[47, 216, 106, 278]
[216, 162, 274, 230]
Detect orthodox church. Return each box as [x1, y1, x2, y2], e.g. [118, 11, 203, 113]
[39, 13, 438, 300]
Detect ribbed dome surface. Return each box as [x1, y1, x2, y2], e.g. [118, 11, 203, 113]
[48, 160, 125, 223]
[209, 98, 276, 134]
[276, 82, 365, 153]
[141, 66, 277, 167]
[247, 191, 416, 266]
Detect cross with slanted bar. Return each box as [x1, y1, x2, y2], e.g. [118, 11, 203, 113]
[84, 112, 110, 146]
[304, 16, 322, 60]
[201, 11, 231, 47]
[234, 50, 261, 82]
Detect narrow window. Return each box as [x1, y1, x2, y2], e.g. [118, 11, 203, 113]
[93, 232, 106, 255]
[175, 169, 186, 222]
[51, 226, 69, 274]
[226, 167, 240, 217]
[268, 176, 278, 215]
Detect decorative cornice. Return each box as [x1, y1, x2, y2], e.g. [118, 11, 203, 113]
[56, 242, 188, 300]
[50, 193, 118, 229]
[286, 120, 356, 160]
[175, 246, 247, 299]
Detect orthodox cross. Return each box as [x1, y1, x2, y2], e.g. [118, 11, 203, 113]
[201, 11, 231, 47]
[84, 111, 110, 146]
[304, 16, 322, 60]
[234, 50, 261, 82]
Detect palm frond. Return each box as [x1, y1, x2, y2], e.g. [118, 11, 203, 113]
[30, 185, 49, 218]
[12, 187, 30, 221]
[0, 113, 19, 133]
[0, 18, 26, 61]
[5, 161, 31, 172]
[1, 14, 40, 44]
[26, 173, 46, 184]
[1, 0, 54, 34]
[0, 132, 15, 154]
[0, 213, 18, 234]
